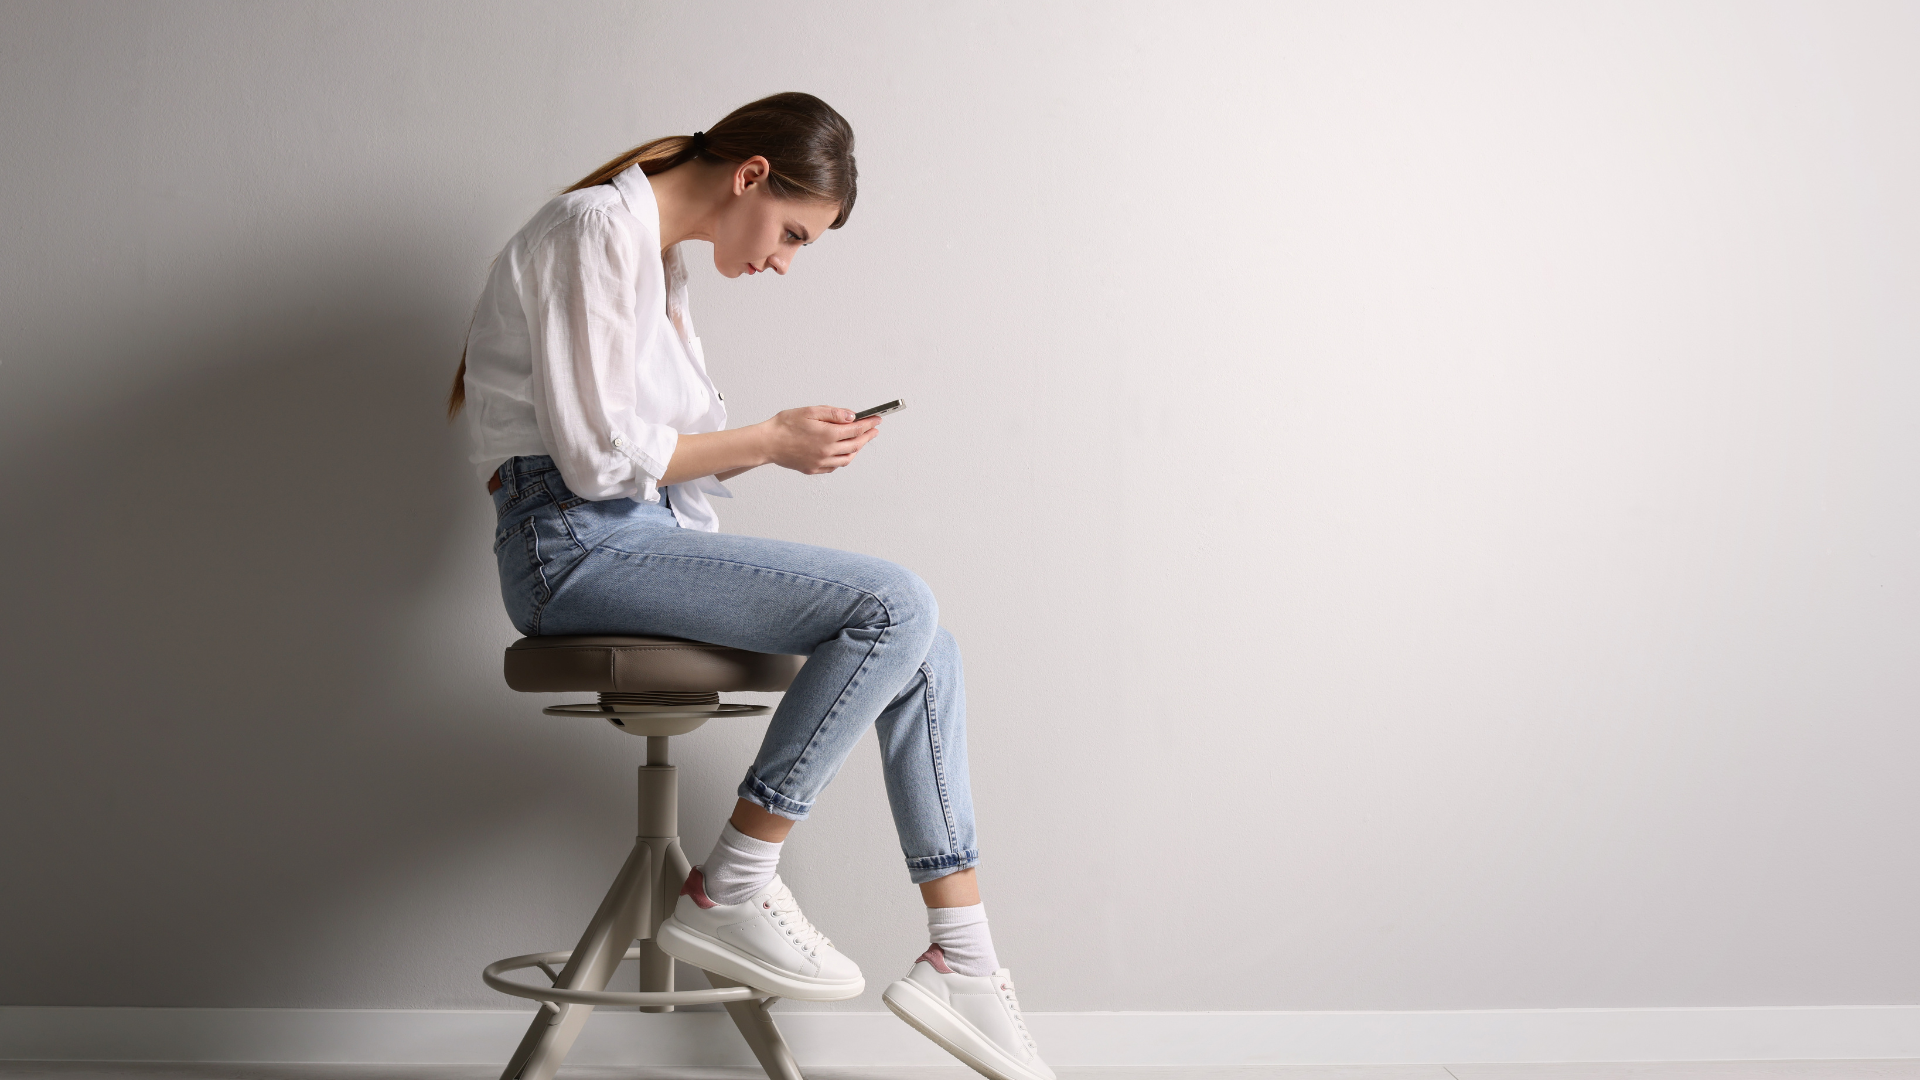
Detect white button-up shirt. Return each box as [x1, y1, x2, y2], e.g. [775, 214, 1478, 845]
[463, 164, 731, 531]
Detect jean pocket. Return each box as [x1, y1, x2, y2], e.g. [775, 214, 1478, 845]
[492, 516, 519, 555]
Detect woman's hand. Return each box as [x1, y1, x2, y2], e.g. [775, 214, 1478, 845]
[755, 406, 883, 475]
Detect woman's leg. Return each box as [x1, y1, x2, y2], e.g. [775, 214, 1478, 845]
[872, 626, 979, 885]
[732, 624, 983, 895]
[726, 625, 984, 900]
[872, 637, 1047, 1077]
[919, 868, 980, 908]
[530, 504, 968, 875]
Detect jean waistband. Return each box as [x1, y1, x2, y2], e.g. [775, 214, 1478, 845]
[494, 454, 672, 513]
[494, 454, 559, 500]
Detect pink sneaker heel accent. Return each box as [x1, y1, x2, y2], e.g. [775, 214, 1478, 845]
[914, 942, 954, 974]
[682, 866, 718, 910]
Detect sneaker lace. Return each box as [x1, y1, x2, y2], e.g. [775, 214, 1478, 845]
[763, 879, 833, 955]
[996, 974, 1038, 1054]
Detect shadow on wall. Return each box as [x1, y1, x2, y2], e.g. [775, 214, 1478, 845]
[0, 231, 632, 1007]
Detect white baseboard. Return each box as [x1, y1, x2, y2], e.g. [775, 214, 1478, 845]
[3, 1005, 1918, 1066]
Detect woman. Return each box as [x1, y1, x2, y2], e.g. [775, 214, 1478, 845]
[450, 93, 1050, 1080]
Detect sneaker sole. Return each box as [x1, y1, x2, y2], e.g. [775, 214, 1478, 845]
[655, 917, 864, 1002]
[881, 975, 1051, 1080]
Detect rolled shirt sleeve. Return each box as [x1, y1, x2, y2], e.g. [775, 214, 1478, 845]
[525, 208, 679, 502]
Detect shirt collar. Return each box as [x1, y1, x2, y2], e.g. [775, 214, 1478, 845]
[610, 163, 660, 246]
[613, 162, 692, 314]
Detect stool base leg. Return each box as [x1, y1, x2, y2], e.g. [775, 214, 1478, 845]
[499, 838, 655, 1080]
[706, 972, 806, 1080]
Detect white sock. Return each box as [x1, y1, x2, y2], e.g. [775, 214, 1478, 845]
[701, 823, 782, 906]
[928, 902, 999, 977]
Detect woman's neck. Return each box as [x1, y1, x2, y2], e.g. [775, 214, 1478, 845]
[648, 162, 726, 251]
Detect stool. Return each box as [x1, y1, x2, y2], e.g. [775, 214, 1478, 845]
[482, 634, 809, 1080]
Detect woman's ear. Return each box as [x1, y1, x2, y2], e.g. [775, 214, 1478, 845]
[733, 156, 772, 195]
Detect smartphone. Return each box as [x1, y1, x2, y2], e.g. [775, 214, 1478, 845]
[853, 399, 907, 420]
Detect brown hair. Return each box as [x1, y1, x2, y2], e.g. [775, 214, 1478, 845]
[447, 92, 858, 418]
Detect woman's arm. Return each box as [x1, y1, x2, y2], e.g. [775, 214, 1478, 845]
[659, 407, 884, 486]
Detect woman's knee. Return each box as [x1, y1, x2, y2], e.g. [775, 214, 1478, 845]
[864, 560, 939, 633]
[928, 624, 962, 669]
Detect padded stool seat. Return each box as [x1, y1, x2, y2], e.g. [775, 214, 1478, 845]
[504, 635, 804, 694]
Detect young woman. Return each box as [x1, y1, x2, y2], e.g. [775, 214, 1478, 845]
[450, 93, 1050, 1080]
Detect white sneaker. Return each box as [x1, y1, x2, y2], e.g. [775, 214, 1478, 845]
[882, 944, 1055, 1080]
[654, 867, 864, 1001]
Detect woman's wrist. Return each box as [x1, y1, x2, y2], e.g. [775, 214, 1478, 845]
[741, 419, 775, 469]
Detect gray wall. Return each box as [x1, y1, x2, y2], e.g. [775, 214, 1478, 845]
[3, 1, 1917, 1015]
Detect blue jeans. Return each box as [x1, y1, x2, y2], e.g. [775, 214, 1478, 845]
[491, 455, 977, 885]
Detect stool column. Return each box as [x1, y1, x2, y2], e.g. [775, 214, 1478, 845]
[636, 736, 679, 1013]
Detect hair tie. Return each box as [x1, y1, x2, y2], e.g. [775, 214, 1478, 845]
[689, 130, 707, 151]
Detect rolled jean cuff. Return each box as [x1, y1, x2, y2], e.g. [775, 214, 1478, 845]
[906, 849, 979, 886]
[738, 775, 812, 822]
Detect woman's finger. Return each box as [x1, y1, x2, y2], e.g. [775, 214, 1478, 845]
[828, 419, 880, 441]
[829, 418, 879, 440]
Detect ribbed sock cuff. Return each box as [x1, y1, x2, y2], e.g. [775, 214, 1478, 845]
[702, 822, 782, 906]
[927, 902, 998, 977]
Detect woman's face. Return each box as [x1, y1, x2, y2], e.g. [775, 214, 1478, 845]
[711, 157, 842, 279]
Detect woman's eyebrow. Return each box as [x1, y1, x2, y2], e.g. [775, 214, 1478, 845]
[792, 223, 814, 244]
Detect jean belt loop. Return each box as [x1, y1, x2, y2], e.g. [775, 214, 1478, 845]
[499, 459, 517, 498]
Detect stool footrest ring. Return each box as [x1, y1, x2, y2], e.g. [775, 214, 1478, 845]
[484, 947, 764, 1008]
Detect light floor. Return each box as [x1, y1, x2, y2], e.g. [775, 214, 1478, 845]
[3, 1063, 1920, 1079]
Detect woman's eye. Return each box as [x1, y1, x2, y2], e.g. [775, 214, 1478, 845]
[785, 231, 800, 243]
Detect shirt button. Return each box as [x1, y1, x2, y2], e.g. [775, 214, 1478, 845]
[612, 437, 626, 449]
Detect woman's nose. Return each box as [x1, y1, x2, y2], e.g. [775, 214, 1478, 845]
[768, 252, 789, 275]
